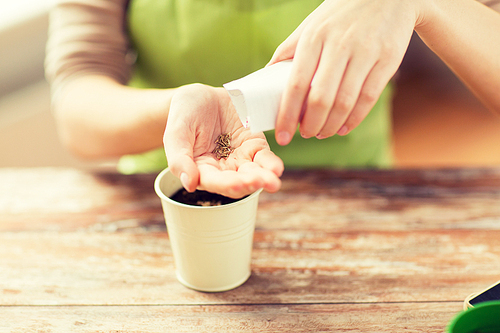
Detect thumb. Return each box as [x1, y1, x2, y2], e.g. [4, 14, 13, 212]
[267, 36, 297, 67]
[164, 130, 199, 193]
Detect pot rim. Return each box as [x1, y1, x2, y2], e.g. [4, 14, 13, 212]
[154, 167, 263, 210]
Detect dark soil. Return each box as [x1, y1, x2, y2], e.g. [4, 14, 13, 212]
[170, 189, 244, 206]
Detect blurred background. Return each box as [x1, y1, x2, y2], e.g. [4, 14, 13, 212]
[393, 32, 500, 168]
[1, 1, 499, 169]
[0, 0, 107, 169]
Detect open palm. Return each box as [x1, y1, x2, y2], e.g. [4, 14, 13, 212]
[164, 84, 283, 198]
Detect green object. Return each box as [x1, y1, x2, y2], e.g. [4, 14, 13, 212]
[447, 301, 500, 333]
[121, 0, 393, 173]
[117, 149, 168, 175]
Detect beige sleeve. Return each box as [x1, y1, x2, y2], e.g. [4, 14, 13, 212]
[44, 0, 132, 100]
[478, 0, 500, 11]
[45, 0, 499, 102]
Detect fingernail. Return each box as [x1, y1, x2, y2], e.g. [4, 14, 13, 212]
[180, 172, 190, 190]
[277, 131, 291, 146]
[337, 125, 349, 136]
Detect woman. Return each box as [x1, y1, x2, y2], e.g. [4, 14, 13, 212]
[45, 0, 500, 198]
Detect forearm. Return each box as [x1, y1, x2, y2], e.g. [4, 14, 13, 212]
[53, 75, 175, 159]
[415, 0, 500, 111]
[45, 0, 174, 159]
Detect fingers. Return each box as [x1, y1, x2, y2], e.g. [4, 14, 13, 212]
[298, 45, 349, 138]
[313, 54, 378, 139]
[164, 123, 200, 193]
[198, 162, 281, 199]
[279, 48, 394, 142]
[169, 151, 199, 193]
[274, 33, 322, 146]
[318, 54, 398, 138]
[238, 162, 282, 194]
[334, 63, 394, 136]
[197, 165, 256, 199]
[271, 0, 415, 143]
[267, 34, 297, 67]
[253, 149, 284, 178]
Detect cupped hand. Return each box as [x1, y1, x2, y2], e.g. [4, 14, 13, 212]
[269, 0, 421, 145]
[164, 84, 284, 199]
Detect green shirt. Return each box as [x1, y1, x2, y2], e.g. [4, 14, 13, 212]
[119, 0, 393, 174]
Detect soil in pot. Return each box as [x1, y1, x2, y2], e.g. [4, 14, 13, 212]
[170, 189, 246, 206]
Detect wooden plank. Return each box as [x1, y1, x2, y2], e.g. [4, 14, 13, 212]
[258, 168, 500, 231]
[0, 302, 463, 333]
[0, 169, 162, 231]
[2, 168, 500, 233]
[1, 167, 499, 333]
[1, 229, 498, 306]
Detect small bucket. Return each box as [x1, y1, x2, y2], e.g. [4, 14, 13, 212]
[155, 168, 261, 292]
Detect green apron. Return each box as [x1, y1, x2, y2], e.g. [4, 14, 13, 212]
[119, 0, 393, 174]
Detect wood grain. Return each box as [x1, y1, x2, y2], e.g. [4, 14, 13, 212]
[1, 167, 499, 331]
[1, 229, 499, 306]
[0, 303, 462, 333]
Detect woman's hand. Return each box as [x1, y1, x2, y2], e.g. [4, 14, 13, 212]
[269, 0, 421, 145]
[164, 84, 284, 199]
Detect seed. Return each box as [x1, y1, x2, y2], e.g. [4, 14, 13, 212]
[212, 133, 234, 160]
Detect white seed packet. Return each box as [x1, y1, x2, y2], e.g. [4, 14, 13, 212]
[223, 60, 293, 133]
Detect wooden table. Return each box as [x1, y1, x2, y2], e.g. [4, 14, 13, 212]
[1, 167, 500, 332]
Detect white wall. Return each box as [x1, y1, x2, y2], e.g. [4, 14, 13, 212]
[0, 0, 52, 96]
[0, 1, 110, 168]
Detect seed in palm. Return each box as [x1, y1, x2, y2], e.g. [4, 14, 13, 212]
[212, 133, 234, 160]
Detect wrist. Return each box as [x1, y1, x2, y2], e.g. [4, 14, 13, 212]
[413, 0, 445, 34]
